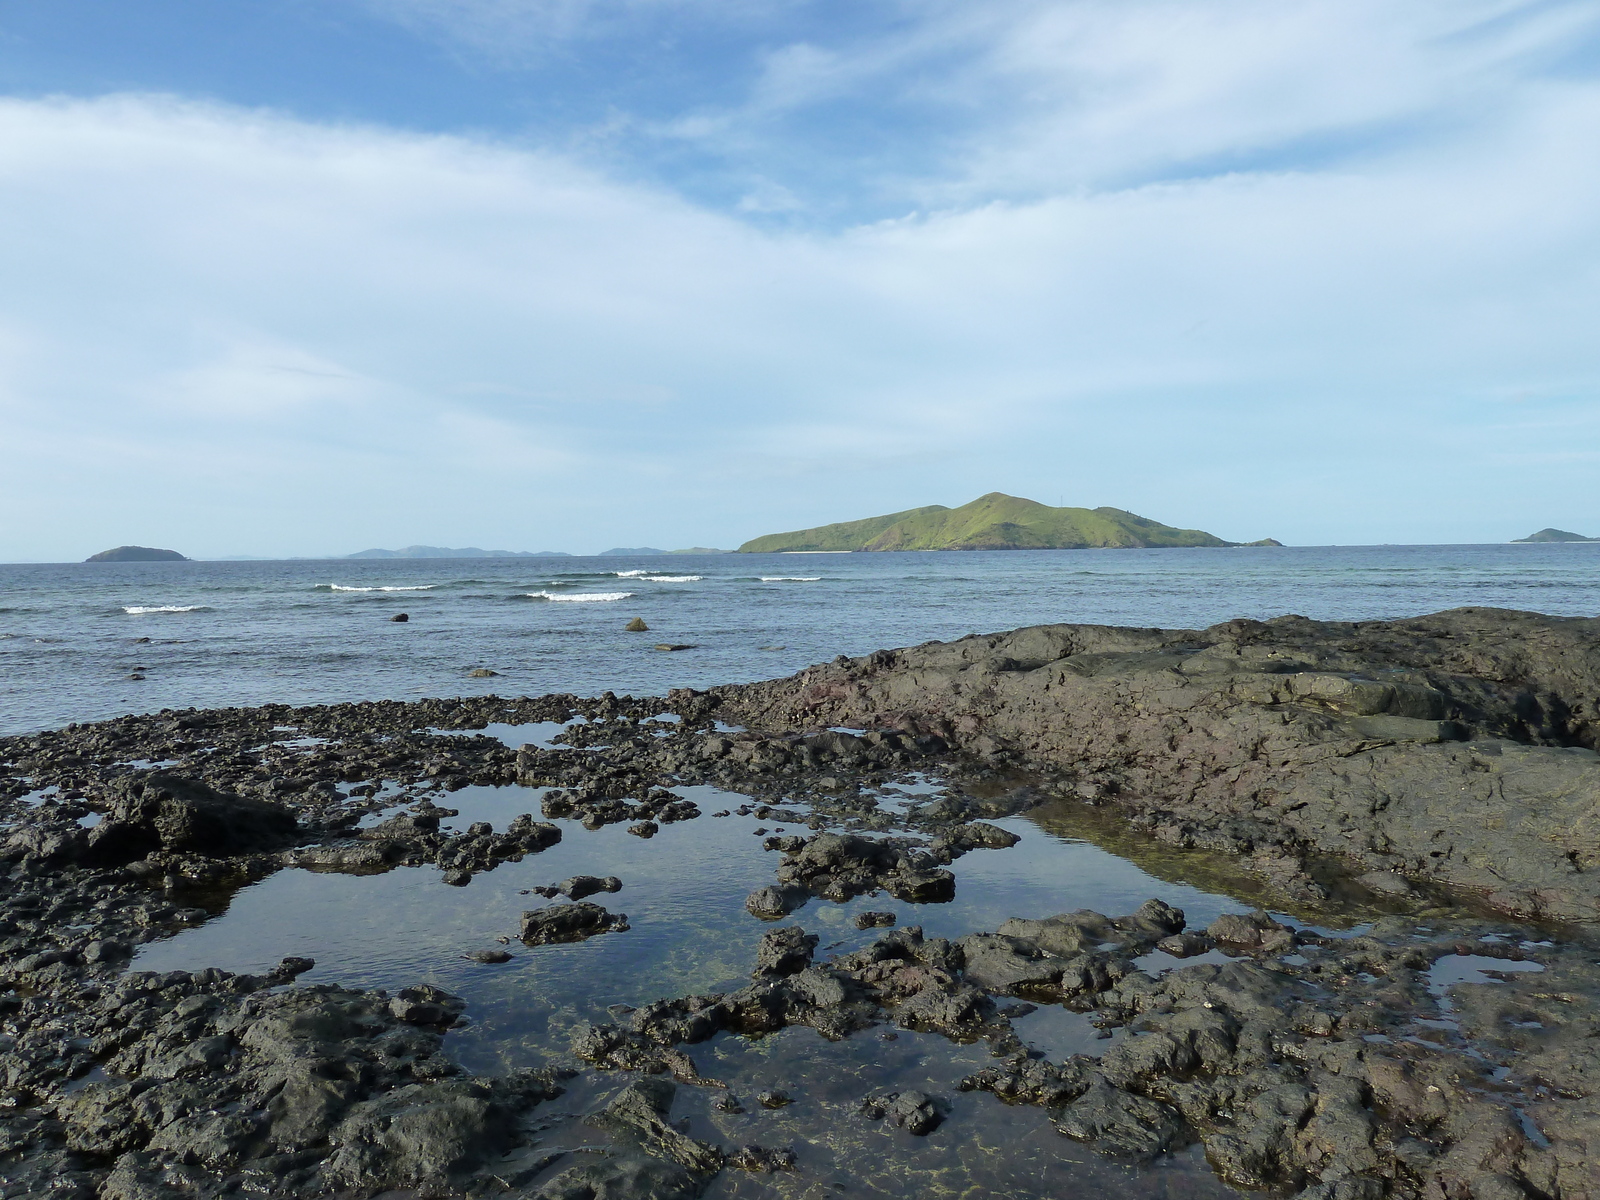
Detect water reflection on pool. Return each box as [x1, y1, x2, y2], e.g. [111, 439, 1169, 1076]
[130, 780, 1282, 1198]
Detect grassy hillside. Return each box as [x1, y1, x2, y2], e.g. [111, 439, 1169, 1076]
[737, 493, 1247, 552]
[865, 494, 1229, 550]
[737, 505, 950, 553]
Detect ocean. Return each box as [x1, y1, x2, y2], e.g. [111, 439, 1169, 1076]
[2, 542, 1598, 735]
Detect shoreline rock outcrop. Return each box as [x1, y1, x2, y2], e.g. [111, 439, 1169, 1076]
[711, 607, 1600, 921]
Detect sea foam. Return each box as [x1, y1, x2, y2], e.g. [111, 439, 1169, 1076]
[123, 605, 206, 614]
[328, 584, 436, 592]
[526, 591, 633, 602]
[760, 576, 821, 582]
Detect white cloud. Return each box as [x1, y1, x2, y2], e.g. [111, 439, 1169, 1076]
[380, 0, 1600, 214]
[1, 0, 1599, 559]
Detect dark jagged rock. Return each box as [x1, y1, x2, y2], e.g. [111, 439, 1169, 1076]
[520, 902, 630, 945]
[588, 1078, 723, 1175]
[854, 910, 896, 929]
[744, 884, 807, 919]
[752, 926, 817, 977]
[712, 608, 1600, 920]
[6, 773, 300, 868]
[557, 874, 624, 901]
[861, 1089, 948, 1135]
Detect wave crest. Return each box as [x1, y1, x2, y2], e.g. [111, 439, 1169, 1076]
[759, 576, 821, 582]
[526, 591, 633, 602]
[326, 584, 437, 592]
[123, 605, 206, 614]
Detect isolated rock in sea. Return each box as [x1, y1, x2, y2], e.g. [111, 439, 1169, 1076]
[555, 874, 622, 900]
[520, 902, 630, 945]
[863, 1089, 948, 1136]
[626, 617, 650, 632]
[390, 612, 409, 622]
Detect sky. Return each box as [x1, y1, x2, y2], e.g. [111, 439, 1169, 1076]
[2, 0, 1599, 558]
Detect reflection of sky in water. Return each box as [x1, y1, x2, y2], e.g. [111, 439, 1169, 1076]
[134, 781, 1258, 1082]
[428, 720, 581, 749]
[127, 778, 1283, 1196]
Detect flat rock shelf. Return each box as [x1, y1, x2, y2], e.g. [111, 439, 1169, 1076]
[1, 606, 1597, 1200]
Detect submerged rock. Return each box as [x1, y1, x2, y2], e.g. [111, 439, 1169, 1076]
[534, 1153, 699, 1200]
[861, 1089, 948, 1136]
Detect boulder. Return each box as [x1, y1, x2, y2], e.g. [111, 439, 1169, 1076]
[521, 902, 630, 945]
[67, 773, 300, 865]
[753, 926, 818, 977]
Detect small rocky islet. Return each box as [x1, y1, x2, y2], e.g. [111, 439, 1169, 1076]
[1, 606, 1597, 1199]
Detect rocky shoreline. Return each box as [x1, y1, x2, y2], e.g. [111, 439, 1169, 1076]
[1, 607, 1596, 1198]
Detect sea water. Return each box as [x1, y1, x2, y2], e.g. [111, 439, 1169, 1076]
[3, 543, 1598, 734]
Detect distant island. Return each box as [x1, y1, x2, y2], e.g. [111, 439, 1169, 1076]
[85, 545, 188, 562]
[737, 493, 1280, 553]
[346, 546, 572, 559]
[599, 547, 729, 555]
[1513, 528, 1597, 543]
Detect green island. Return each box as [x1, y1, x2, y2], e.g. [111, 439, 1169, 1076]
[1513, 528, 1597, 543]
[737, 492, 1280, 552]
[84, 545, 188, 562]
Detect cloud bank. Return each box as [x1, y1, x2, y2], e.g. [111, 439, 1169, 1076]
[0, 0, 1597, 557]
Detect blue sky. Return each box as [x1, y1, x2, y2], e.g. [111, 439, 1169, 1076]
[2, 0, 1599, 557]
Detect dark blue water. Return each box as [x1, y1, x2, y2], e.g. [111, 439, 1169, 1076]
[3, 544, 1597, 733]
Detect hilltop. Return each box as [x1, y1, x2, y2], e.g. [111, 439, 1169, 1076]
[738, 493, 1277, 552]
[85, 545, 187, 562]
[1513, 528, 1597, 543]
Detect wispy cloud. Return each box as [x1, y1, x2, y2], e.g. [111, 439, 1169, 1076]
[355, 0, 1600, 215]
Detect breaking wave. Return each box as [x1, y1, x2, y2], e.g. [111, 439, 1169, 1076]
[123, 605, 207, 614]
[526, 591, 633, 602]
[326, 584, 437, 592]
[760, 576, 821, 582]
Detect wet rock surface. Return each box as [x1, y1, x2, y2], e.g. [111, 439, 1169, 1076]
[0, 608, 1597, 1197]
[521, 902, 632, 946]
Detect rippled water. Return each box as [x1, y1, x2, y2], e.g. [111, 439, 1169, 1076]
[4, 543, 1599, 733]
